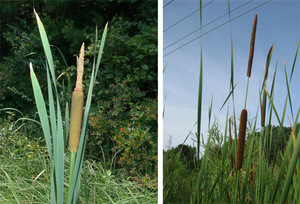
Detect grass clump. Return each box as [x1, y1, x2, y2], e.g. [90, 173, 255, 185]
[0, 118, 157, 203]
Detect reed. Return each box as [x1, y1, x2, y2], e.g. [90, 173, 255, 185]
[244, 14, 257, 109]
[247, 14, 257, 78]
[236, 109, 247, 170]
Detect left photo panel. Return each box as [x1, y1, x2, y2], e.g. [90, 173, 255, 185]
[0, 1, 158, 203]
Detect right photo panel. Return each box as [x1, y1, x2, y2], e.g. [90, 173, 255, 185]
[163, 0, 300, 203]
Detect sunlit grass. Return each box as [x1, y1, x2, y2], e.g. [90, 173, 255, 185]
[0, 153, 157, 203]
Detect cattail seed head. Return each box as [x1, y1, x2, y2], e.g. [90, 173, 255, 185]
[75, 43, 85, 92]
[247, 14, 257, 78]
[69, 91, 84, 152]
[69, 43, 85, 152]
[236, 109, 247, 170]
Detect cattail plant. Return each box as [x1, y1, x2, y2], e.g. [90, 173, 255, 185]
[236, 109, 247, 170]
[68, 43, 85, 201]
[30, 10, 108, 203]
[244, 14, 257, 109]
[69, 43, 85, 153]
[246, 14, 257, 78]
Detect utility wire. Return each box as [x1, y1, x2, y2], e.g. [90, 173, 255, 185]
[164, 0, 254, 50]
[163, 0, 272, 58]
[164, 0, 215, 32]
[163, 0, 175, 8]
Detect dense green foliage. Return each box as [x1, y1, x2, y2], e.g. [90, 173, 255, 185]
[0, 0, 157, 191]
[0, 118, 157, 203]
[163, 123, 299, 203]
[163, 144, 199, 203]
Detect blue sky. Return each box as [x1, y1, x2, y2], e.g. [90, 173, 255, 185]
[163, 0, 300, 151]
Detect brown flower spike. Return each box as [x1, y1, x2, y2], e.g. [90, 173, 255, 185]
[69, 43, 85, 152]
[236, 109, 247, 170]
[247, 14, 257, 78]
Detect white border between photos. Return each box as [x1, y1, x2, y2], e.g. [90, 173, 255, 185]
[158, 0, 163, 204]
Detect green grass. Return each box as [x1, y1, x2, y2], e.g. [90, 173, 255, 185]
[0, 152, 157, 203]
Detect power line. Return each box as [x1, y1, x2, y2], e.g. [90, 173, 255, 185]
[163, 0, 175, 8]
[163, 0, 272, 58]
[164, 0, 215, 32]
[164, 0, 254, 50]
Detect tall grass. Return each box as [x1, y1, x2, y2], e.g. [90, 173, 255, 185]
[0, 153, 157, 203]
[164, 0, 300, 203]
[191, 1, 300, 201]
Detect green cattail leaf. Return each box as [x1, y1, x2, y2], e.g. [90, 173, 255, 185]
[289, 40, 300, 82]
[267, 57, 278, 127]
[208, 94, 213, 129]
[29, 63, 52, 161]
[284, 62, 294, 121]
[55, 99, 65, 203]
[46, 66, 58, 201]
[219, 83, 237, 112]
[196, 0, 203, 162]
[46, 67, 56, 160]
[34, 9, 57, 91]
[65, 102, 70, 145]
[280, 129, 300, 203]
[264, 87, 281, 126]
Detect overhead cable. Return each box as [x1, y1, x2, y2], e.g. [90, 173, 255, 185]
[164, 0, 254, 50]
[163, 0, 175, 8]
[163, 0, 272, 58]
[164, 0, 215, 32]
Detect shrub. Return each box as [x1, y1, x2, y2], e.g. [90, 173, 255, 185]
[86, 81, 157, 188]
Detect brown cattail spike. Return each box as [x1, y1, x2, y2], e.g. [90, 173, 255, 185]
[236, 109, 247, 170]
[247, 14, 257, 78]
[75, 43, 85, 92]
[69, 43, 85, 152]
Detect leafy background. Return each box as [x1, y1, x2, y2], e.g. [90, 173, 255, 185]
[0, 0, 157, 190]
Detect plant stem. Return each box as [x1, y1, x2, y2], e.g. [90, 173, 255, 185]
[68, 152, 76, 202]
[244, 77, 250, 109]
